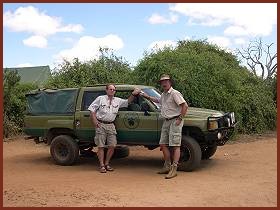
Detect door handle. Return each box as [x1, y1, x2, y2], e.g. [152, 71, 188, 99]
[84, 114, 90, 117]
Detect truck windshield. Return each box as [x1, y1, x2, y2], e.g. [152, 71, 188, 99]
[142, 88, 161, 109]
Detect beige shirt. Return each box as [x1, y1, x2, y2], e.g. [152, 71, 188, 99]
[88, 95, 128, 122]
[159, 87, 186, 119]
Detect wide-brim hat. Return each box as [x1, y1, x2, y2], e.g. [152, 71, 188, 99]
[158, 74, 171, 83]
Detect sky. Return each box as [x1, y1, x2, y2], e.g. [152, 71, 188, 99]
[3, 3, 277, 70]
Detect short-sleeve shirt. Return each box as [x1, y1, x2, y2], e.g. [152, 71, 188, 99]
[88, 95, 128, 122]
[159, 87, 186, 119]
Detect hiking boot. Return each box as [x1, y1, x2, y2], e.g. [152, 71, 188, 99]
[157, 161, 171, 174]
[165, 163, 178, 179]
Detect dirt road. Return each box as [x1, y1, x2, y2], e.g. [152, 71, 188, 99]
[3, 133, 277, 207]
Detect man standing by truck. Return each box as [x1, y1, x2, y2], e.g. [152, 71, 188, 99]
[141, 74, 188, 179]
[88, 84, 140, 173]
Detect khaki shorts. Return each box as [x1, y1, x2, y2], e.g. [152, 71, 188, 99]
[94, 123, 117, 147]
[159, 118, 183, 146]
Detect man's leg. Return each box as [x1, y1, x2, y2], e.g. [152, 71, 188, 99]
[165, 146, 180, 179]
[97, 147, 106, 173]
[97, 147, 105, 165]
[94, 126, 107, 173]
[104, 146, 115, 168]
[104, 125, 117, 171]
[160, 144, 171, 162]
[173, 146, 181, 164]
[165, 120, 183, 179]
[158, 120, 172, 174]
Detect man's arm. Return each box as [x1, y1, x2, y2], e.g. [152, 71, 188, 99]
[90, 111, 100, 128]
[88, 96, 101, 128]
[127, 88, 142, 104]
[179, 102, 188, 118]
[141, 92, 160, 103]
[127, 94, 135, 104]
[175, 102, 188, 125]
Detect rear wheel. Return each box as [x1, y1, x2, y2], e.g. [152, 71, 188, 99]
[178, 135, 202, 172]
[50, 135, 79, 165]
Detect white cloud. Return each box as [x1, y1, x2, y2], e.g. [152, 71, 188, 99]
[224, 26, 249, 37]
[4, 6, 84, 48]
[207, 36, 231, 49]
[55, 34, 124, 62]
[170, 3, 277, 37]
[23, 35, 48, 48]
[16, 63, 34, 67]
[234, 38, 246, 45]
[148, 13, 178, 24]
[148, 40, 177, 51]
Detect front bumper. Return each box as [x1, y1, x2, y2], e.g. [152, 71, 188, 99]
[207, 112, 237, 145]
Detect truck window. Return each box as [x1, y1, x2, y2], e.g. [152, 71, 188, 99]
[115, 91, 152, 112]
[82, 91, 106, 111]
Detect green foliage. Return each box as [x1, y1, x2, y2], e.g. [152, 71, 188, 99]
[3, 69, 38, 137]
[47, 50, 134, 88]
[4, 42, 276, 136]
[134, 40, 276, 133]
[265, 74, 277, 104]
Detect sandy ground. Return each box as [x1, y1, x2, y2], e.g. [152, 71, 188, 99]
[3, 132, 277, 207]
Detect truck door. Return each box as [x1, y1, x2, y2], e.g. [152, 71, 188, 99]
[114, 92, 159, 145]
[74, 90, 105, 142]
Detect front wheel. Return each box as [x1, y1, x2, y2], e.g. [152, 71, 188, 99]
[178, 135, 202, 172]
[50, 135, 79, 165]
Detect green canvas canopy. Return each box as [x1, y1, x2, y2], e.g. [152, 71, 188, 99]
[25, 88, 79, 115]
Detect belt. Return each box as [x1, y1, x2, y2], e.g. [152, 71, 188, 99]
[165, 115, 180, 121]
[98, 119, 114, 124]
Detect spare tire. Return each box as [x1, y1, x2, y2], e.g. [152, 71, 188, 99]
[178, 135, 202, 172]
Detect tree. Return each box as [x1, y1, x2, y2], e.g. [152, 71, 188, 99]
[3, 69, 37, 137]
[47, 49, 134, 88]
[237, 38, 277, 80]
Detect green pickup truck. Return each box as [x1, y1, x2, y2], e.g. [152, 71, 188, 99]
[24, 84, 236, 171]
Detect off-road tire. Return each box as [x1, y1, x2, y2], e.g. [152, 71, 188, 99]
[50, 135, 79, 165]
[178, 135, 202, 172]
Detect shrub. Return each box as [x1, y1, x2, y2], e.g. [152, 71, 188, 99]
[134, 40, 276, 133]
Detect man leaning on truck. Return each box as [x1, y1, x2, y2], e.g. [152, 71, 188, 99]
[88, 84, 141, 173]
[141, 74, 188, 179]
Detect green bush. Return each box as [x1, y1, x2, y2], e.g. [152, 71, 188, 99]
[3, 69, 38, 137]
[4, 42, 276, 136]
[134, 40, 276, 134]
[47, 50, 134, 88]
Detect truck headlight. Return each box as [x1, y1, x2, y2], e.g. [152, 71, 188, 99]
[208, 120, 218, 130]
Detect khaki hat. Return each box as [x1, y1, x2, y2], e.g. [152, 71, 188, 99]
[158, 74, 171, 83]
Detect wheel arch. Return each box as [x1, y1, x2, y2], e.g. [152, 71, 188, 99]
[182, 126, 206, 145]
[46, 128, 77, 145]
